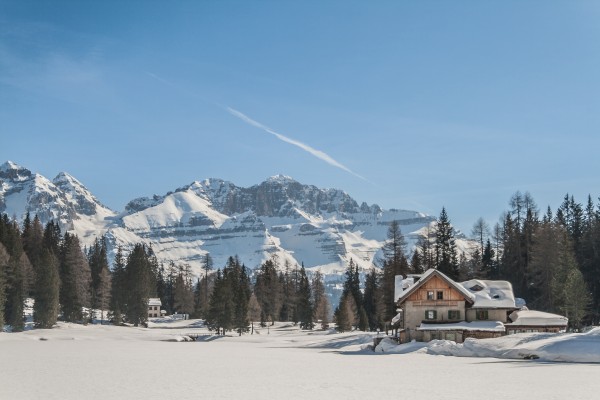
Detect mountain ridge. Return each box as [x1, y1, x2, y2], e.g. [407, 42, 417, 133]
[0, 161, 473, 280]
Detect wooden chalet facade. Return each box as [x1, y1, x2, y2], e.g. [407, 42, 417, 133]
[393, 269, 565, 343]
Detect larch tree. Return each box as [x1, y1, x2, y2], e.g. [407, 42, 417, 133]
[247, 292, 262, 334]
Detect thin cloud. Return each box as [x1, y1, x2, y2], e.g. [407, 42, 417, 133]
[227, 107, 367, 181]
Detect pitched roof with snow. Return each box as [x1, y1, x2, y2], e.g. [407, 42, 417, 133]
[506, 309, 568, 327]
[396, 269, 476, 304]
[460, 279, 517, 309]
[148, 298, 162, 307]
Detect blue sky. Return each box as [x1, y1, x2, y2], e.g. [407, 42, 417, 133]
[1, 1, 599, 234]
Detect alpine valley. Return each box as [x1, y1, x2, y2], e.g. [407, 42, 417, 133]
[0, 161, 474, 293]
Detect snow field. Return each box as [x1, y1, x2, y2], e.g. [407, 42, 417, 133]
[1, 320, 599, 400]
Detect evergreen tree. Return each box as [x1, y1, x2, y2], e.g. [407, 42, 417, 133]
[206, 269, 234, 334]
[1, 219, 30, 332]
[109, 246, 126, 325]
[202, 252, 213, 310]
[0, 242, 9, 329]
[124, 244, 155, 326]
[254, 258, 282, 326]
[59, 233, 91, 322]
[434, 207, 459, 280]
[362, 268, 381, 331]
[88, 237, 111, 323]
[296, 265, 313, 330]
[33, 248, 59, 328]
[481, 239, 496, 278]
[380, 221, 409, 324]
[191, 278, 203, 319]
[410, 250, 424, 275]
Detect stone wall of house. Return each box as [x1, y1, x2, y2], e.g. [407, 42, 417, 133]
[465, 308, 510, 323]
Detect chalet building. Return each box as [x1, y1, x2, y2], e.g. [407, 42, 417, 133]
[148, 298, 163, 318]
[393, 269, 567, 343]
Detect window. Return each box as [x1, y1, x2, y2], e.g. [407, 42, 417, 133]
[476, 310, 489, 320]
[437, 291, 444, 300]
[425, 310, 437, 320]
[448, 310, 460, 320]
[427, 291, 434, 300]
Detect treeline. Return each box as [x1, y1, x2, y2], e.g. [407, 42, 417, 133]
[0, 212, 166, 330]
[333, 192, 600, 332]
[0, 212, 334, 334]
[461, 192, 600, 328]
[196, 256, 332, 335]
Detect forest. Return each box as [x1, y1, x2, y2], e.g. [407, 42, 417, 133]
[0, 191, 598, 333]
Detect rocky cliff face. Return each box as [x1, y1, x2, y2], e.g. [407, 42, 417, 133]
[1, 161, 471, 281]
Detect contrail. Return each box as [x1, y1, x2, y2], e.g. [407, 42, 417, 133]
[227, 107, 367, 181]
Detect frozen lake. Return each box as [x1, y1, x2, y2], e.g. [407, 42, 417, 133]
[1, 321, 598, 400]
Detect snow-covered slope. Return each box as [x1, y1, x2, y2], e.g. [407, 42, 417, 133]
[1, 161, 475, 279]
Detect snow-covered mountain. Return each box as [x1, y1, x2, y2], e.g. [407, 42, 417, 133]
[0, 161, 117, 243]
[0, 161, 473, 280]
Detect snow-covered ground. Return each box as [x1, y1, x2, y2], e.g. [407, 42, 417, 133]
[1, 320, 599, 400]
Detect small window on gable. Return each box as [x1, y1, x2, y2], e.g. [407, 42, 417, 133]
[437, 291, 444, 300]
[427, 291, 434, 300]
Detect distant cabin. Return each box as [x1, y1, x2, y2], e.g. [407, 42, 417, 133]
[392, 269, 568, 344]
[148, 298, 163, 318]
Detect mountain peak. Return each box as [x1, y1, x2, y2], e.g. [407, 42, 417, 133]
[0, 160, 32, 181]
[53, 171, 83, 187]
[265, 174, 296, 184]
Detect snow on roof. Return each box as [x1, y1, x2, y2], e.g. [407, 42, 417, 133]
[396, 269, 475, 304]
[148, 298, 162, 307]
[460, 279, 517, 309]
[507, 309, 568, 327]
[418, 321, 506, 332]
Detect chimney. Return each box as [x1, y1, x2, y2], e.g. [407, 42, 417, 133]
[394, 275, 404, 302]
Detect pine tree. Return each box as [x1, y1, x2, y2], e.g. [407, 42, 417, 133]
[109, 246, 126, 325]
[88, 237, 111, 323]
[33, 248, 59, 328]
[311, 270, 331, 330]
[96, 264, 111, 324]
[206, 269, 234, 334]
[381, 221, 409, 324]
[231, 259, 251, 335]
[0, 242, 9, 329]
[254, 258, 282, 326]
[296, 265, 314, 330]
[202, 252, 213, 309]
[434, 207, 459, 280]
[362, 268, 381, 331]
[124, 244, 155, 326]
[59, 233, 91, 322]
[191, 278, 203, 319]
